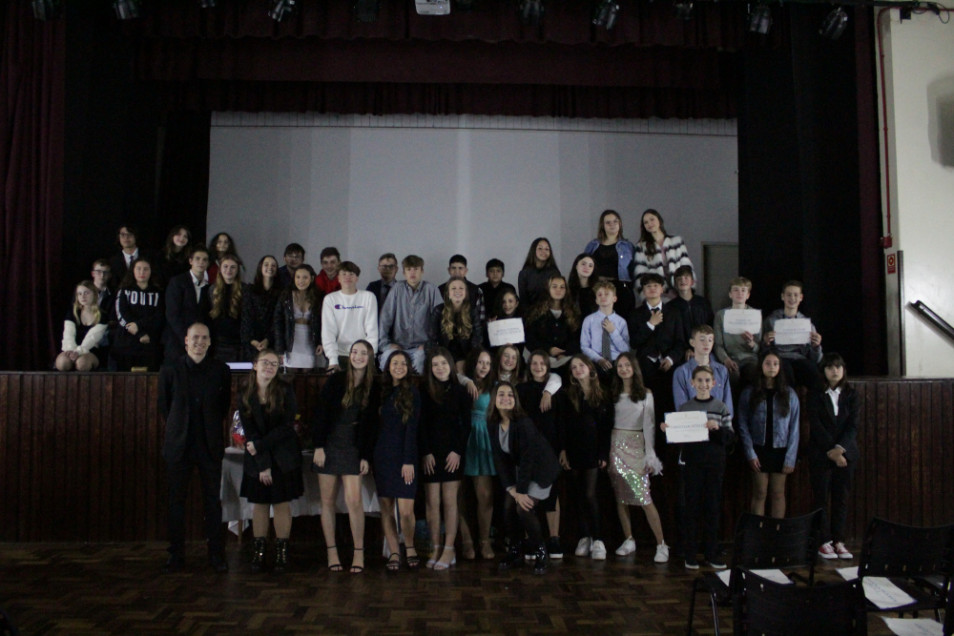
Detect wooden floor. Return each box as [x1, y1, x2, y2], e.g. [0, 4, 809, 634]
[0, 542, 901, 635]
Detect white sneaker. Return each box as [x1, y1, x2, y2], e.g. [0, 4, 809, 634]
[834, 542, 854, 560]
[575, 537, 592, 557]
[654, 543, 670, 563]
[590, 540, 607, 561]
[615, 537, 636, 556]
[817, 541, 838, 560]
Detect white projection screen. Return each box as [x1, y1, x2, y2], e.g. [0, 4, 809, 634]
[207, 114, 738, 292]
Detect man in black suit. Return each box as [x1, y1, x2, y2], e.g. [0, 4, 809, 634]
[366, 252, 399, 312]
[108, 224, 157, 290]
[628, 273, 686, 424]
[158, 322, 232, 573]
[163, 245, 212, 364]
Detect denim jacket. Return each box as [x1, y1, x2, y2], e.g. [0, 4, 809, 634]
[737, 386, 800, 468]
[584, 239, 637, 282]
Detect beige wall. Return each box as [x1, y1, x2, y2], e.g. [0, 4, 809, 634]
[879, 9, 954, 377]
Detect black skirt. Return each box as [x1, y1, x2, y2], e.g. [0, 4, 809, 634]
[241, 464, 304, 504]
[753, 444, 788, 474]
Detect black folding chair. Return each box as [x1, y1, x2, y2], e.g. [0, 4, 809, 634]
[685, 509, 822, 636]
[740, 571, 867, 636]
[857, 517, 954, 620]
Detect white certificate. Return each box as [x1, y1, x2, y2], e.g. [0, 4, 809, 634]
[723, 309, 762, 335]
[664, 411, 709, 443]
[773, 318, 812, 345]
[487, 318, 525, 347]
[881, 617, 944, 636]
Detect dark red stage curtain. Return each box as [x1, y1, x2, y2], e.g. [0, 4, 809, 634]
[0, 4, 65, 371]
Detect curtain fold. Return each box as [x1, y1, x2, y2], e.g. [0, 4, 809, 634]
[0, 4, 65, 370]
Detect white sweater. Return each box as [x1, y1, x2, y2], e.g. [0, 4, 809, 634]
[321, 290, 379, 361]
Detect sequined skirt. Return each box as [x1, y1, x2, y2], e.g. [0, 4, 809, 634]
[609, 429, 653, 506]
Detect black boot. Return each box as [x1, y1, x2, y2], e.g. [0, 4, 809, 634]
[532, 544, 549, 575]
[250, 537, 267, 573]
[274, 538, 289, 574]
[498, 543, 523, 571]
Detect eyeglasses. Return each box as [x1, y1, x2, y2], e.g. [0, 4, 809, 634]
[258, 360, 280, 369]
[92, 269, 110, 275]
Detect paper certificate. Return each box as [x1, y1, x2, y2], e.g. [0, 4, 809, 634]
[772, 318, 812, 346]
[664, 411, 709, 443]
[723, 309, 762, 335]
[487, 318, 525, 347]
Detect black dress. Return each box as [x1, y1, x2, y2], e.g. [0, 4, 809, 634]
[753, 389, 788, 473]
[373, 386, 421, 499]
[557, 391, 613, 470]
[312, 372, 379, 476]
[239, 384, 304, 504]
[517, 380, 560, 456]
[240, 283, 279, 361]
[419, 380, 472, 483]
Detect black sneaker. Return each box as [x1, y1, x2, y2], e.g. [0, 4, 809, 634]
[706, 557, 727, 570]
[684, 558, 700, 570]
[546, 536, 563, 560]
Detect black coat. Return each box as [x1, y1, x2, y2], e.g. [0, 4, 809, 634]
[807, 387, 860, 466]
[240, 383, 301, 477]
[158, 355, 231, 463]
[628, 303, 686, 364]
[163, 271, 211, 355]
[489, 416, 561, 495]
[525, 311, 581, 356]
[273, 290, 323, 356]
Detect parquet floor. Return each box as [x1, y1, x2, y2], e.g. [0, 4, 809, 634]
[0, 542, 900, 635]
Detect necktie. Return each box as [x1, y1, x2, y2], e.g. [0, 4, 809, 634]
[601, 327, 612, 360]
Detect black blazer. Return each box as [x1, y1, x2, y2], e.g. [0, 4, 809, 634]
[109, 248, 159, 290]
[628, 303, 686, 364]
[807, 387, 860, 465]
[366, 279, 395, 311]
[489, 416, 561, 495]
[240, 383, 301, 477]
[158, 355, 231, 463]
[163, 271, 211, 354]
[525, 311, 581, 356]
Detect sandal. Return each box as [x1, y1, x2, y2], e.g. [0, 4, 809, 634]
[327, 545, 343, 572]
[406, 547, 422, 570]
[433, 546, 456, 571]
[350, 548, 365, 574]
[480, 539, 496, 560]
[386, 552, 402, 573]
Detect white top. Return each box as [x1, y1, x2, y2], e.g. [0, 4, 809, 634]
[321, 290, 379, 361]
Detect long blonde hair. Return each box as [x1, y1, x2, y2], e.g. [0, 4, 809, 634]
[242, 350, 286, 415]
[73, 280, 102, 324]
[209, 256, 243, 319]
[440, 277, 473, 340]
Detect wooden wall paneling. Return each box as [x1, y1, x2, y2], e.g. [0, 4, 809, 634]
[914, 381, 929, 525]
[50, 373, 73, 540]
[896, 382, 912, 524]
[144, 375, 158, 539]
[27, 375, 42, 540]
[0, 375, 16, 540]
[73, 374, 90, 540]
[933, 381, 954, 528]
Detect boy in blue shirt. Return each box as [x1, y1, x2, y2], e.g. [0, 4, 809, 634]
[580, 280, 630, 378]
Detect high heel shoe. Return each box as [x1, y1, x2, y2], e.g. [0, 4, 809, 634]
[432, 546, 456, 571]
[326, 545, 343, 572]
[350, 548, 365, 574]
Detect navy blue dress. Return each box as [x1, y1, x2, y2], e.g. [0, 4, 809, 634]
[373, 386, 421, 499]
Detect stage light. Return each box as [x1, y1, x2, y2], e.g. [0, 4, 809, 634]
[354, 0, 380, 22]
[819, 6, 848, 40]
[415, 0, 451, 16]
[199, 0, 216, 7]
[113, 0, 142, 20]
[592, 0, 620, 29]
[31, 0, 63, 20]
[673, 0, 693, 20]
[519, 0, 544, 26]
[268, 0, 297, 21]
[748, 3, 772, 34]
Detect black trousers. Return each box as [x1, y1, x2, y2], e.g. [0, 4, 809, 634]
[503, 494, 545, 548]
[682, 458, 726, 561]
[810, 460, 854, 544]
[167, 453, 224, 557]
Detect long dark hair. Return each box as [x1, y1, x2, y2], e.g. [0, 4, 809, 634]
[464, 348, 496, 394]
[486, 381, 527, 428]
[381, 350, 416, 424]
[567, 253, 595, 293]
[492, 344, 524, 383]
[208, 232, 237, 261]
[162, 225, 191, 261]
[119, 258, 154, 289]
[747, 351, 791, 417]
[521, 237, 558, 271]
[286, 263, 321, 309]
[820, 352, 851, 391]
[252, 255, 280, 295]
[567, 354, 604, 411]
[611, 351, 648, 402]
[425, 346, 456, 404]
[242, 349, 286, 415]
[526, 275, 580, 329]
[596, 209, 626, 243]
[638, 209, 669, 257]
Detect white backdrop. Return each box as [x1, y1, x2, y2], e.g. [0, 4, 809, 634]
[208, 114, 738, 293]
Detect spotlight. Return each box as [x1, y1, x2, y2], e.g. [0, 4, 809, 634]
[199, 0, 216, 7]
[519, 0, 544, 26]
[414, 0, 451, 16]
[819, 6, 848, 40]
[268, 0, 297, 22]
[354, 0, 380, 22]
[592, 0, 620, 29]
[673, 0, 693, 20]
[748, 4, 772, 34]
[31, 0, 63, 20]
[113, 0, 142, 20]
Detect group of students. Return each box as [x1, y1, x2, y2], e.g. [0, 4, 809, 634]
[59, 210, 859, 574]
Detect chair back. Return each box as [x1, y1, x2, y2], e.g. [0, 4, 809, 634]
[728, 510, 822, 589]
[857, 517, 954, 581]
[742, 572, 867, 635]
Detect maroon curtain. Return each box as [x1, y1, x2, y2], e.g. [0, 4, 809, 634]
[0, 4, 65, 370]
